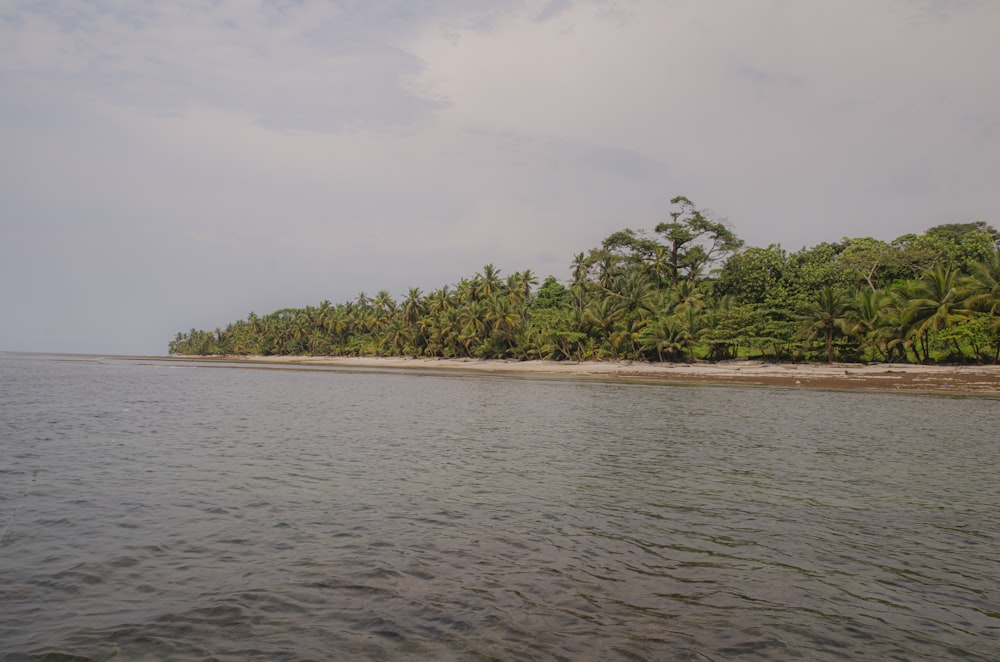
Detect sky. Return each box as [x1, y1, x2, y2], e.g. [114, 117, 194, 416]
[1, 0, 998, 355]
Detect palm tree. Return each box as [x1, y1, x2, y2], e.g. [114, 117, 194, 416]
[487, 293, 521, 355]
[438, 308, 463, 356]
[383, 318, 413, 355]
[873, 293, 913, 363]
[965, 247, 1000, 316]
[611, 271, 657, 320]
[844, 288, 889, 361]
[670, 279, 705, 310]
[640, 315, 694, 361]
[904, 263, 969, 361]
[583, 296, 622, 343]
[570, 252, 590, 320]
[674, 302, 706, 343]
[799, 286, 851, 362]
[426, 286, 453, 315]
[455, 278, 476, 305]
[506, 269, 538, 308]
[373, 289, 396, 315]
[595, 255, 618, 292]
[290, 311, 312, 354]
[402, 288, 424, 325]
[603, 272, 657, 358]
[476, 264, 503, 300]
[639, 245, 670, 287]
[964, 247, 1000, 361]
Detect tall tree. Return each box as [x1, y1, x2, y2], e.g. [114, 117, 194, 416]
[716, 244, 789, 304]
[654, 196, 744, 286]
[904, 264, 969, 361]
[844, 288, 890, 361]
[799, 286, 851, 363]
[837, 237, 906, 292]
[965, 247, 1000, 317]
[475, 264, 503, 300]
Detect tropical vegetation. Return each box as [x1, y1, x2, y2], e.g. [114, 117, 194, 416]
[170, 196, 1000, 364]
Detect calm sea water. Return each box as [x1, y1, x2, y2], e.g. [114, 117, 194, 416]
[1, 353, 998, 661]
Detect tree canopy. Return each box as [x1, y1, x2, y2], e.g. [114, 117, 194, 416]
[170, 199, 1000, 364]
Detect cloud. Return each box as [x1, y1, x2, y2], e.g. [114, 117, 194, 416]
[1, 0, 999, 353]
[536, 0, 575, 22]
[1, 1, 476, 132]
[900, 0, 992, 22]
[735, 65, 802, 89]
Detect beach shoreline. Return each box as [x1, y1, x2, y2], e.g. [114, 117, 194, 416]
[161, 355, 1000, 396]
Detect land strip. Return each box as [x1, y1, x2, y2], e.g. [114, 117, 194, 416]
[164, 356, 1000, 396]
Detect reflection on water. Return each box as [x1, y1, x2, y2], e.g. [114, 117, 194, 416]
[1, 354, 998, 660]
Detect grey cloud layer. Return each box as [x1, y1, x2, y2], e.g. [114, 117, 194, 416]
[1, 0, 996, 354]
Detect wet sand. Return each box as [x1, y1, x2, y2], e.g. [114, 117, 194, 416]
[167, 355, 1000, 396]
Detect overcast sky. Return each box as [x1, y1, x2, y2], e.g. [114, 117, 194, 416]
[2, 0, 997, 354]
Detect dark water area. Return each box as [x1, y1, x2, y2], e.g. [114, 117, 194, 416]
[1, 353, 998, 660]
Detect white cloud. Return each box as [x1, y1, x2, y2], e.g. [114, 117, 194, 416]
[0, 1, 454, 131]
[407, 0, 999, 246]
[1, 0, 998, 353]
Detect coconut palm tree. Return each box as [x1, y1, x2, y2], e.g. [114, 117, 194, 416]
[903, 264, 969, 361]
[373, 290, 396, 316]
[476, 264, 503, 300]
[383, 318, 413, 355]
[486, 293, 521, 356]
[873, 293, 913, 363]
[844, 288, 890, 361]
[402, 288, 424, 325]
[965, 246, 1000, 316]
[799, 286, 851, 362]
[964, 247, 1000, 361]
[570, 252, 590, 320]
[425, 286, 453, 315]
[582, 296, 622, 344]
[611, 271, 657, 320]
[640, 314, 694, 361]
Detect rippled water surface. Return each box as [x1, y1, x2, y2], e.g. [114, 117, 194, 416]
[1, 353, 998, 660]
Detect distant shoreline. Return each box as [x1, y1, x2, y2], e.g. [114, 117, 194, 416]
[161, 355, 1000, 396]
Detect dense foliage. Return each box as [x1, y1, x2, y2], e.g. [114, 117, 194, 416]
[170, 197, 1000, 363]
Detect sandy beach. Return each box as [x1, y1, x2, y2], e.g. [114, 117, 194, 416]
[167, 355, 1000, 396]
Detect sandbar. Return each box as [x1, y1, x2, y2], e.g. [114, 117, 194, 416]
[166, 355, 1000, 396]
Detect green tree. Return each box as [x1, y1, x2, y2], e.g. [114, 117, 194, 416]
[639, 315, 694, 361]
[582, 296, 622, 350]
[964, 248, 1000, 362]
[654, 196, 743, 286]
[700, 302, 756, 360]
[837, 237, 906, 291]
[475, 263, 503, 300]
[799, 286, 851, 363]
[904, 264, 969, 361]
[844, 288, 891, 361]
[894, 222, 999, 277]
[533, 276, 572, 310]
[965, 246, 1000, 317]
[716, 244, 789, 305]
[787, 243, 854, 297]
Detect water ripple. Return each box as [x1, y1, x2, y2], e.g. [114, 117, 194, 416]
[1, 355, 998, 660]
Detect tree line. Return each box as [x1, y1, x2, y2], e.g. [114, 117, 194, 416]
[170, 196, 1000, 364]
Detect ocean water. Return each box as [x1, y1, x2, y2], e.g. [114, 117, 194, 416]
[1, 353, 998, 660]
